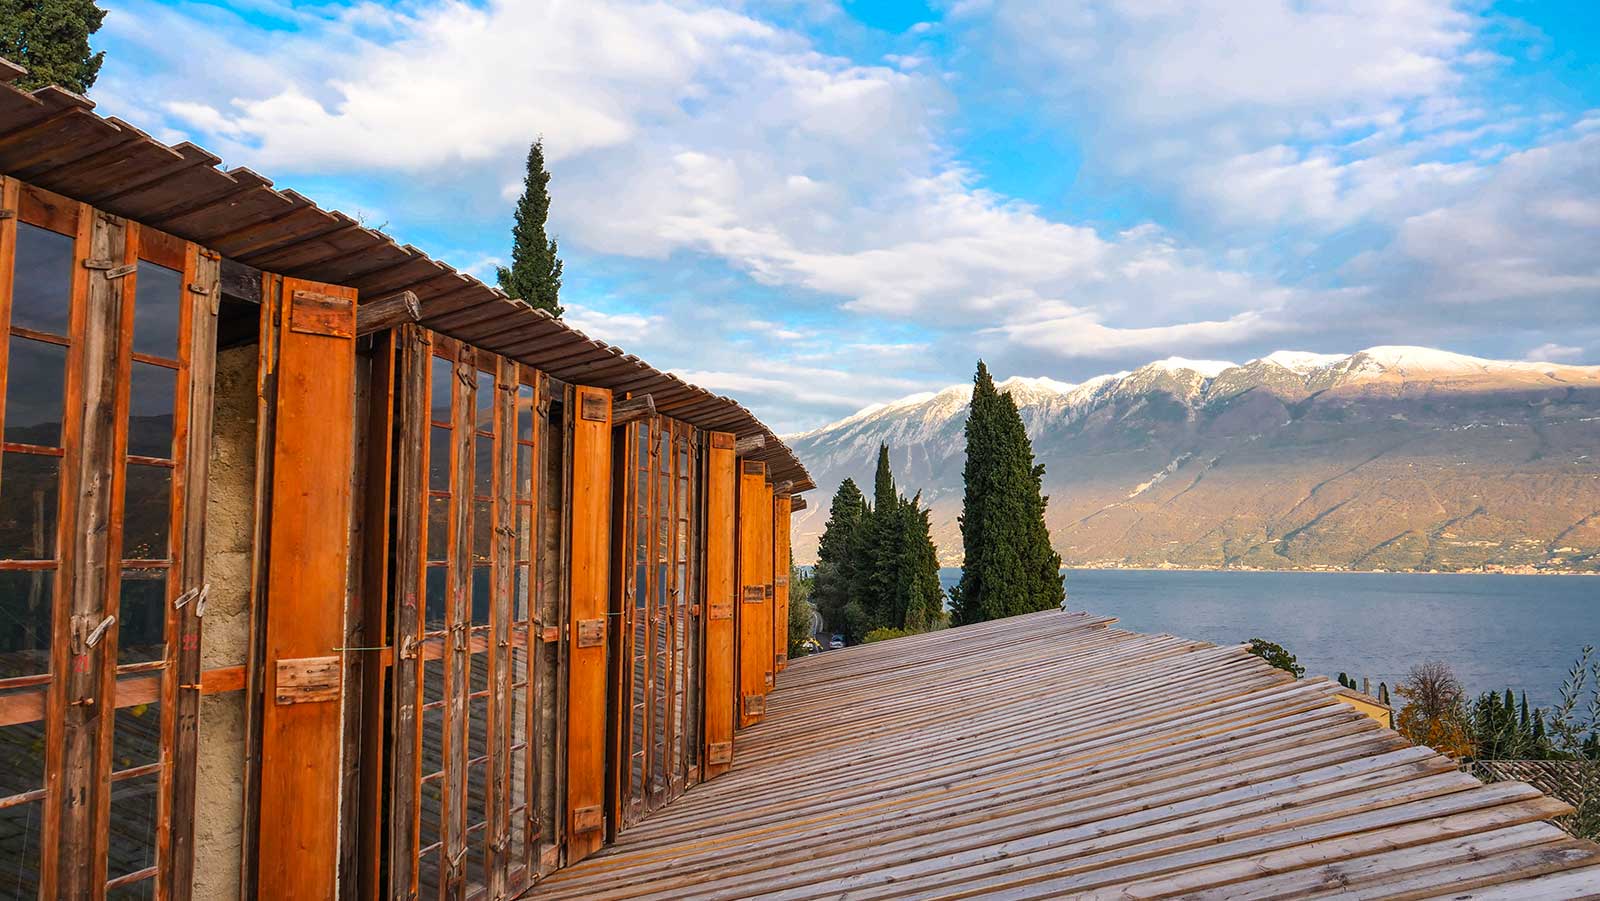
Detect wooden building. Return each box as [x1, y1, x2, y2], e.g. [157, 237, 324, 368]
[0, 61, 810, 900]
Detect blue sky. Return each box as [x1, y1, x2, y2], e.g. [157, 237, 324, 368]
[90, 0, 1600, 431]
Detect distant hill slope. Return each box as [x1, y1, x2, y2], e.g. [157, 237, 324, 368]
[787, 347, 1600, 573]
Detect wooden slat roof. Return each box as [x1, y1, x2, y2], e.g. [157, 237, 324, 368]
[0, 59, 812, 491]
[531, 609, 1600, 899]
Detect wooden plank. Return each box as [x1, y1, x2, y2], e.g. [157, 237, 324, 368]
[736, 459, 769, 728]
[52, 201, 121, 898]
[240, 270, 281, 895]
[256, 276, 357, 899]
[166, 238, 220, 901]
[445, 342, 473, 900]
[565, 385, 611, 863]
[386, 323, 428, 901]
[489, 354, 517, 899]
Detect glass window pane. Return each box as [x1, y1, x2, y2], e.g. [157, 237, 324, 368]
[106, 772, 159, 879]
[473, 436, 493, 499]
[470, 649, 488, 694]
[0, 453, 59, 561]
[424, 566, 447, 632]
[516, 385, 534, 443]
[423, 655, 443, 705]
[475, 371, 493, 432]
[429, 356, 451, 423]
[11, 222, 73, 336]
[122, 464, 171, 560]
[418, 845, 441, 901]
[117, 569, 167, 665]
[469, 695, 488, 762]
[0, 570, 52, 677]
[107, 877, 155, 900]
[4, 337, 67, 447]
[420, 776, 442, 851]
[514, 565, 528, 623]
[516, 445, 532, 500]
[471, 565, 490, 625]
[113, 698, 161, 773]
[127, 362, 175, 459]
[426, 497, 449, 563]
[131, 261, 182, 359]
[421, 708, 443, 776]
[472, 502, 491, 563]
[0, 687, 46, 796]
[0, 799, 43, 900]
[428, 427, 451, 493]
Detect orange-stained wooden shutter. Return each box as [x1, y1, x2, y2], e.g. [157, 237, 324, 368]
[565, 386, 611, 862]
[257, 278, 358, 898]
[702, 432, 737, 775]
[736, 460, 769, 726]
[772, 494, 792, 673]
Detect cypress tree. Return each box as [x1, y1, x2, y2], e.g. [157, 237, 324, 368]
[812, 479, 867, 639]
[496, 139, 564, 316]
[901, 495, 945, 631]
[857, 444, 900, 626]
[1, 0, 106, 94]
[951, 361, 1064, 624]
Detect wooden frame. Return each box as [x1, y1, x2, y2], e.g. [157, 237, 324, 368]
[0, 178, 219, 900]
[701, 432, 736, 777]
[736, 460, 770, 728]
[772, 493, 792, 674]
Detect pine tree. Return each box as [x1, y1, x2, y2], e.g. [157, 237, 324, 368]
[951, 361, 1064, 624]
[1, 0, 106, 94]
[496, 139, 564, 316]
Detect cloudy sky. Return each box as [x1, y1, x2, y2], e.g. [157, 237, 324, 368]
[94, 0, 1600, 431]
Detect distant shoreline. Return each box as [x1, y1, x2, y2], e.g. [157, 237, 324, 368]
[933, 564, 1600, 577]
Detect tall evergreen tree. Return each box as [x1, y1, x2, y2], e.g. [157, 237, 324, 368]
[950, 361, 1064, 624]
[1, 0, 106, 94]
[496, 139, 564, 316]
[811, 479, 868, 640]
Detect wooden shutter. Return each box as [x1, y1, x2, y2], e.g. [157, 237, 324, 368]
[736, 460, 769, 727]
[565, 386, 610, 863]
[702, 433, 736, 775]
[256, 278, 358, 899]
[772, 494, 791, 673]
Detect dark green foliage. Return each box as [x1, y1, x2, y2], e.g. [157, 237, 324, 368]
[1378, 682, 1390, 706]
[1337, 672, 1351, 689]
[812, 447, 943, 642]
[950, 361, 1064, 625]
[787, 556, 815, 658]
[496, 139, 563, 316]
[1, 0, 105, 94]
[1246, 638, 1304, 678]
[811, 479, 867, 641]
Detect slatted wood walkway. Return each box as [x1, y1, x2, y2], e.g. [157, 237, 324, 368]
[529, 609, 1600, 899]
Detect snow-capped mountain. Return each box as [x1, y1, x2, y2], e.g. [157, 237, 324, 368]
[788, 347, 1600, 573]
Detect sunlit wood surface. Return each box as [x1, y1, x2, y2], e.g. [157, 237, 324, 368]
[530, 608, 1600, 899]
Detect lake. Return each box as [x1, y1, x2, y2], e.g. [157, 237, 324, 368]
[935, 568, 1599, 712]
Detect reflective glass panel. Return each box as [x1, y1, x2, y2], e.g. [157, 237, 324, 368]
[121, 464, 171, 560]
[0, 799, 42, 900]
[3, 337, 67, 447]
[475, 371, 493, 432]
[131, 261, 182, 359]
[117, 569, 167, 664]
[112, 698, 161, 772]
[428, 427, 450, 493]
[11, 223, 73, 336]
[127, 362, 175, 459]
[424, 566, 447, 632]
[106, 772, 159, 879]
[0, 570, 52, 677]
[0, 687, 46, 795]
[0, 453, 59, 561]
[429, 356, 452, 423]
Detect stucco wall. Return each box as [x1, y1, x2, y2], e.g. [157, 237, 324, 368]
[194, 344, 258, 900]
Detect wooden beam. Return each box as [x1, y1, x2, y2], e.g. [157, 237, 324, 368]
[610, 394, 654, 428]
[790, 495, 808, 512]
[734, 434, 765, 455]
[220, 256, 263, 304]
[355, 290, 420, 336]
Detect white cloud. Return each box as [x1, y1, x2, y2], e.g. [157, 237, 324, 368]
[1526, 343, 1584, 363]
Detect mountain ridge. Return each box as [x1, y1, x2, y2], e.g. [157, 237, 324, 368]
[788, 346, 1600, 573]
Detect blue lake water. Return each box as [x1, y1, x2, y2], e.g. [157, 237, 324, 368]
[936, 568, 1599, 712]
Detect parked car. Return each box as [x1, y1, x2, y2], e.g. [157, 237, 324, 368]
[829, 634, 845, 650]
